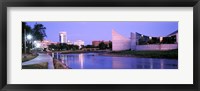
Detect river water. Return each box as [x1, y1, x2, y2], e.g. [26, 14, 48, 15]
[54, 53, 178, 69]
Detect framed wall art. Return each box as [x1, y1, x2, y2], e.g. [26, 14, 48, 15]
[0, 0, 199, 91]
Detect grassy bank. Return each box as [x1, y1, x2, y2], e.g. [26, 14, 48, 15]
[22, 62, 48, 69]
[108, 49, 178, 59]
[22, 54, 38, 62]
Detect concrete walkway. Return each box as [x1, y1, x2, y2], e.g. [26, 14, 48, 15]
[22, 53, 54, 69]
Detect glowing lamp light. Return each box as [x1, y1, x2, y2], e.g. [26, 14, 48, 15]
[149, 37, 152, 40]
[33, 41, 37, 43]
[160, 37, 163, 42]
[27, 35, 32, 40]
[35, 43, 41, 48]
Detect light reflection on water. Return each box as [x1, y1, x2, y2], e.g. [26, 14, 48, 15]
[54, 53, 178, 69]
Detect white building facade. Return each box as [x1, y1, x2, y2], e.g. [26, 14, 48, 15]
[112, 29, 131, 51]
[74, 40, 85, 49]
[59, 32, 67, 43]
[112, 29, 178, 51]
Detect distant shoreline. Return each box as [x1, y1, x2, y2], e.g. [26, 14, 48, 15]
[104, 50, 178, 59]
[51, 50, 109, 54]
[49, 49, 178, 59]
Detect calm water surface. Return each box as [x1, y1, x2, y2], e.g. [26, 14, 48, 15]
[54, 53, 178, 69]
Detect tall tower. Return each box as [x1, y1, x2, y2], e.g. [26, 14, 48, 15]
[59, 32, 67, 43]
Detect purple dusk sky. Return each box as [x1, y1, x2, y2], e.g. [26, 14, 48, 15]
[26, 21, 178, 45]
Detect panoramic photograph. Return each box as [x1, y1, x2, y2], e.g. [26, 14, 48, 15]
[22, 21, 178, 69]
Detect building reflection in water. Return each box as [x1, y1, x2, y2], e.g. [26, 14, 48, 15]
[56, 52, 59, 59]
[55, 53, 177, 69]
[150, 58, 153, 69]
[112, 57, 125, 69]
[60, 54, 65, 64]
[112, 57, 138, 69]
[160, 59, 164, 69]
[79, 53, 84, 69]
[64, 55, 68, 66]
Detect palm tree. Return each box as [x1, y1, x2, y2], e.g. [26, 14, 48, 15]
[22, 22, 47, 53]
[33, 23, 47, 41]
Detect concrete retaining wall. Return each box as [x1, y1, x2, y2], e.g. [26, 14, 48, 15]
[136, 44, 178, 51]
[53, 59, 68, 69]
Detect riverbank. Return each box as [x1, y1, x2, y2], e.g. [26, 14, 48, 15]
[53, 59, 71, 69]
[102, 49, 178, 59]
[22, 53, 38, 62]
[50, 50, 110, 54]
[22, 62, 48, 69]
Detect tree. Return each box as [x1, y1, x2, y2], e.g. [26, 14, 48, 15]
[72, 45, 79, 50]
[33, 23, 47, 41]
[48, 43, 79, 51]
[99, 42, 107, 50]
[22, 22, 47, 54]
[48, 43, 57, 50]
[22, 22, 33, 53]
[108, 41, 112, 49]
[85, 45, 94, 48]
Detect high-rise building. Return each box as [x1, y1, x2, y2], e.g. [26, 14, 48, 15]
[59, 32, 67, 43]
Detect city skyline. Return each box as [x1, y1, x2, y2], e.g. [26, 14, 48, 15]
[26, 21, 178, 45]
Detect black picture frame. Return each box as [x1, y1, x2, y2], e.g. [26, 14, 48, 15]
[0, 0, 199, 91]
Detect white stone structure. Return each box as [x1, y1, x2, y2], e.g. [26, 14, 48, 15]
[112, 29, 131, 51]
[67, 40, 73, 45]
[33, 40, 52, 49]
[112, 29, 178, 51]
[136, 44, 178, 51]
[74, 40, 85, 49]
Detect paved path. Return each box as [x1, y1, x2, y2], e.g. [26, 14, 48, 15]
[22, 53, 54, 69]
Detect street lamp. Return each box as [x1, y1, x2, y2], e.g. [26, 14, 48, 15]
[27, 34, 32, 40]
[23, 29, 34, 58]
[27, 35, 33, 49]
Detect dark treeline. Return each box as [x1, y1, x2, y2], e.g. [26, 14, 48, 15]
[48, 43, 79, 51]
[48, 41, 112, 51]
[84, 41, 112, 50]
